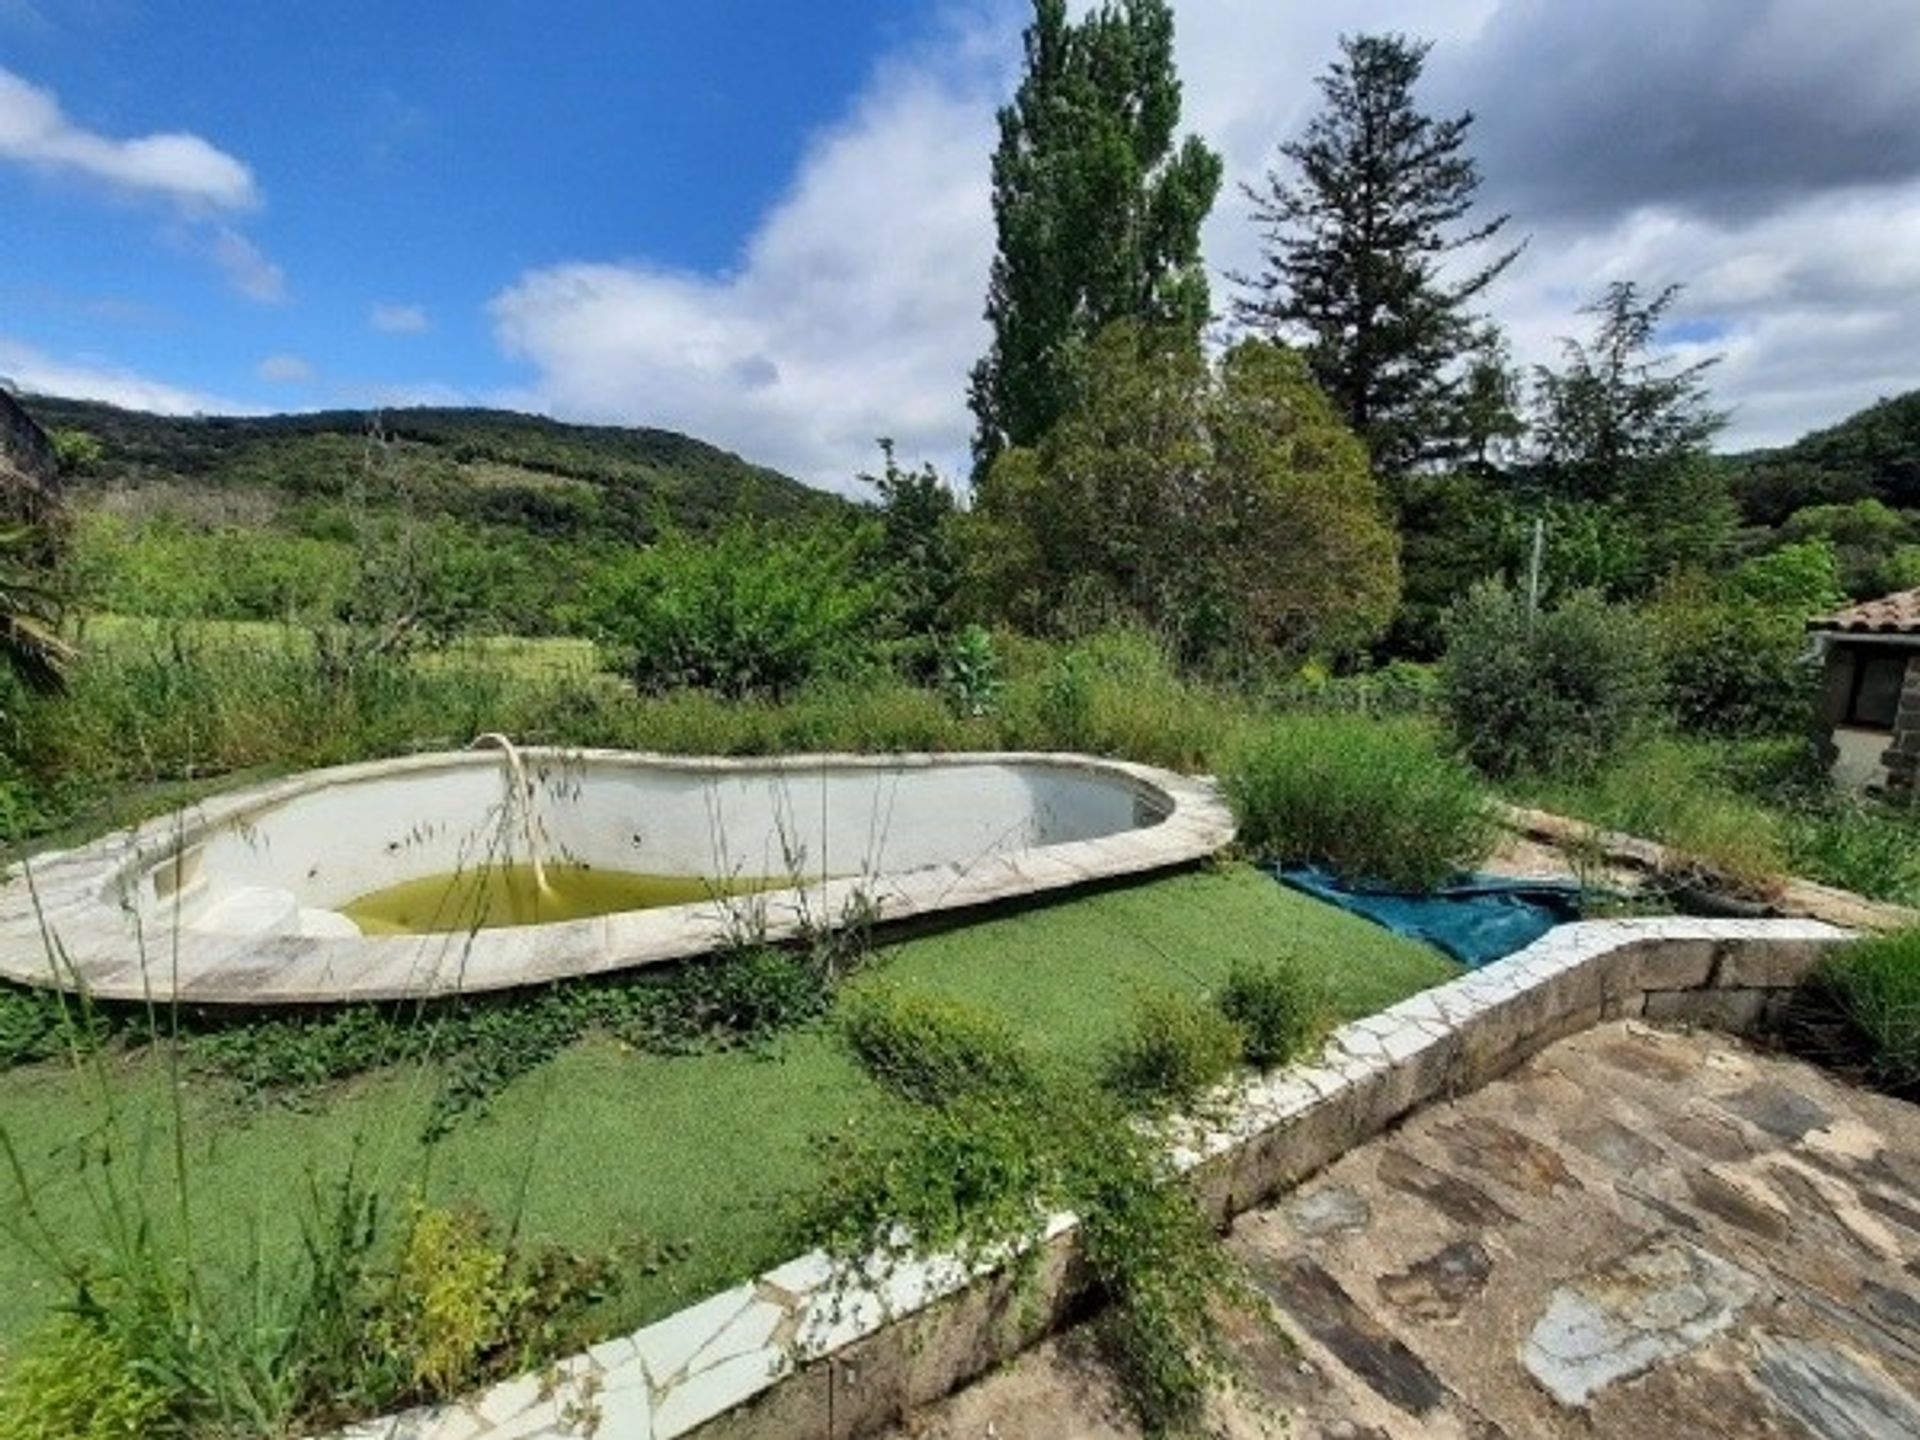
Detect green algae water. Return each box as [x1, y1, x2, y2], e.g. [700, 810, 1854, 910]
[341, 864, 779, 935]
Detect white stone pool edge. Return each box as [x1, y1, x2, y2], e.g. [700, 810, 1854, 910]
[0, 750, 1233, 1005]
[330, 914, 1852, 1440]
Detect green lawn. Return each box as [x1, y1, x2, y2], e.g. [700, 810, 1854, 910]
[0, 866, 1454, 1351]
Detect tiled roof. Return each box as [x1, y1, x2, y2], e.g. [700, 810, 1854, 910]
[1809, 588, 1920, 636]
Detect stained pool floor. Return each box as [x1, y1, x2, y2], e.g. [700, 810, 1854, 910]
[893, 1021, 1920, 1438]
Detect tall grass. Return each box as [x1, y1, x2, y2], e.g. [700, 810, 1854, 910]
[1811, 929, 1920, 1094]
[1223, 714, 1494, 891]
[5, 622, 1263, 852]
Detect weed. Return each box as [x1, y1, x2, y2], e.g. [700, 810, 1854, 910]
[804, 998, 1239, 1436]
[839, 987, 1035, 1106]
[1216, 957, 1325, 1069]
[0, 1313, 169, 1440]
[1812, 929, 1920, 1094]
[1102, 990, 1245, 1112]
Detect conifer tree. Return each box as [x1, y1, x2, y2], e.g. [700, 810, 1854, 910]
[1235, 33, 1520, 479]
[968, 0, 1221, 477]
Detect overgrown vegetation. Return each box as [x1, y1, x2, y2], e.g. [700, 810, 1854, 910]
[1806, 929, 1920, 1095]
[1223, 713, 1493, 890]
[1440, 582, 1663, 778]
[809, 991, 1249, 1434]
[11, 5, 1920, 1433]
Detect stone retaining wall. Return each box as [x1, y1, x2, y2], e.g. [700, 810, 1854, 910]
[340, 917, 1851, 1440]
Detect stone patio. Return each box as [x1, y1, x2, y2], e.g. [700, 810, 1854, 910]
[892, 1022, 1920, 1439]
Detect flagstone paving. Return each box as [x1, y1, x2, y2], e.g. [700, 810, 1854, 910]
[891, 1021, 1920, 1439]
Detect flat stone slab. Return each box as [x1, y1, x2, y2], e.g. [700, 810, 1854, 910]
[891, 1022, 1920, 1438]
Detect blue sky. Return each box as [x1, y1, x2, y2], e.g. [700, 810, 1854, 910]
[0, 1, 937, 420]
[5, 1, 1920, 489]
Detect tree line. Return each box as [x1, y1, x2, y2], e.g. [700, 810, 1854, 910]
[959, 2, 1796, 670]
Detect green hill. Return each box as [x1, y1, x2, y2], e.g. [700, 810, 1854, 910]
[1732, 390, 1920, 527]
[20, 397, 846, 542]
[19, 397, 854, 636]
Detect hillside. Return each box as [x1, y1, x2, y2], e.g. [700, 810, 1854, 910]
[18, 396, 847, 543]
[17, 396, 854, 636]
[1731, 390, 1920, 527]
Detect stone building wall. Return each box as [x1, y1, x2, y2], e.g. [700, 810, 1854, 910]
[0, 389, 60, 526]
[1883, 655, 1920, 801]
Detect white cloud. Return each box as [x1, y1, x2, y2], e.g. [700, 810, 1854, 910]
[0, 66, 256, 210]
[0, 335, 236, 414]
[370, 303, 430, 334]
[257, 352, 314, 384]
[209, 225, 285, 303]
[448, 3, 1920, 478]
[490, 23, 1009, 489]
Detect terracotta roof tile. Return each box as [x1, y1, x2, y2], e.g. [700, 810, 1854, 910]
[1809, 588, 1920, 635]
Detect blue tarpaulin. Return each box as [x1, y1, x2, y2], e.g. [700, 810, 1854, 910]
[1269, 864, 1584, 969]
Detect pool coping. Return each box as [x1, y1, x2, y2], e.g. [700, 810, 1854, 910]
[328, 913, 1854, 1440]
[0, 750, 1235, 1005]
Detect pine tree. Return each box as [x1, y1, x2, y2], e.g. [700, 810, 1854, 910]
[967, 0, 1221, 477]
[1528, 281, 1735, 591]
[1235, 33, 1520, 479]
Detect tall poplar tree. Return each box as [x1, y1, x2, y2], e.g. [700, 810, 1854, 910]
[967, 0, 1222, 477]
[1235, 33, 1520, 480]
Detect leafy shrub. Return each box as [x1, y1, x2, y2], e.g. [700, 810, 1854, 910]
[371, 1201, 527, 1401]
[1440, 582, 1663, 777]
[1102, 990, 1245, 1110]
[1217, 958, 1325, 1069]
[588, 523, 884, 699]
[938, 624, 1003, 718]
[1223, 714, 1493, 891]
[1650, 545, 1838, 738]
[0, 1317, 169, 1440]
[840, 988, 1035, 1106]
[1813, 929, 1920, 1092]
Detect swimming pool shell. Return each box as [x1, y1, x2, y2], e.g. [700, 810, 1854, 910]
[0, 750, 1235, 1005]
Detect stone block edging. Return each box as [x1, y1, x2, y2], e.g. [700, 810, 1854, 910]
[1502, 802, 1918, 933]
[334, 916, 1853, 1440]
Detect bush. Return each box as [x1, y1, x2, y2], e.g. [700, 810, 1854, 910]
[1814, 929, 1920, 1092]
[588, 523, 884, 699]
[0, 1317, 168, 1440]
[371, 1201, 527, 1402]
[1217, 958, 1325, 1069]
[1223, 714, 1493, 891]
[839, 989, 1035, 1106]
[1102, 990, 1245, 1110]
[1650, 545, 1838, 738]
[1440, 582, 1663, 777]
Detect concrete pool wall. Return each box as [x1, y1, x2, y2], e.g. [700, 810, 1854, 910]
[0, 749, 1233, 1005]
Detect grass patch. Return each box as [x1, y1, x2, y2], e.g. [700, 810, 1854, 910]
[0, 867, 1455, 1365]
[1515, 736, 1791, 895]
